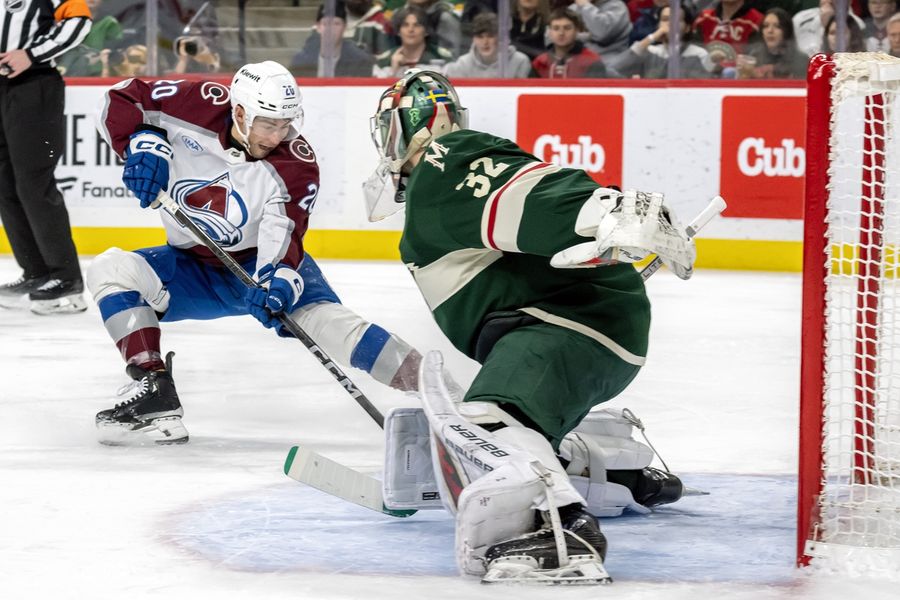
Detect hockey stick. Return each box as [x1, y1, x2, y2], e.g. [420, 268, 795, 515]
[284, 445, 416, 517]
[639, 195, 727, 281]
[152, 192, 385, 429]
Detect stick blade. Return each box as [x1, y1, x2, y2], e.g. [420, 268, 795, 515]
[284, 446, 417, 518]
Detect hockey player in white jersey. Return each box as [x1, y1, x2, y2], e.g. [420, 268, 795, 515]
[89, 62, 427, 445]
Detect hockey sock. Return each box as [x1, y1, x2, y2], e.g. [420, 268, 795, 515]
[97, 291, 165, 371]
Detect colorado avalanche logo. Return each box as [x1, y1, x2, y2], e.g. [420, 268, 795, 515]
[170, 173, 248, 247]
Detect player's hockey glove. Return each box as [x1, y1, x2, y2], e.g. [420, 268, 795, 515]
[123, 128, 173, 208]
[245, 263, 305, 331]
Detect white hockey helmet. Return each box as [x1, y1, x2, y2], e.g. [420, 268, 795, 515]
[230, 61, 303, 144]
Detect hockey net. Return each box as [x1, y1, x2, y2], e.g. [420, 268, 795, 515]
[800, 52, 900, 577]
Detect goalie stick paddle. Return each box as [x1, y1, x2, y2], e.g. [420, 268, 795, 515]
[284, 445, 417, 518]
[639, 195, 727, 281]
[152, 192, 385, 429]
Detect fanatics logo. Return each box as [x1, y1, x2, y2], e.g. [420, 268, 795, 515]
[720, 96, 805, 219]
[516, 95, 623, 187]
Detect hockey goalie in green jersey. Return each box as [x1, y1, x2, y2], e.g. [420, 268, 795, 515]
[364, 70, 697, 584]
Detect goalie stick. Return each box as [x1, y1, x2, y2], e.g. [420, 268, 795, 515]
[152, 191, 385, 429]
[284, 196, 727, 515]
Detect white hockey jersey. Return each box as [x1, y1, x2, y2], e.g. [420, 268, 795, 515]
[97, 78, 318, 275]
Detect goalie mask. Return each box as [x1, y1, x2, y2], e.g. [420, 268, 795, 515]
[230, 61, 303, 150]
[363, 69, 468, 221]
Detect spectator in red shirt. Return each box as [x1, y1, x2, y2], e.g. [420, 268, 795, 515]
[693, 0, 763, 68]
[532, 7, 609, 77]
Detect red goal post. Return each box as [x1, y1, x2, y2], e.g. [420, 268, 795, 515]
[800, 52, 900, 577]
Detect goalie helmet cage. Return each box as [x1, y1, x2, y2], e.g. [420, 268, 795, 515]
[800, 52, 900, 577]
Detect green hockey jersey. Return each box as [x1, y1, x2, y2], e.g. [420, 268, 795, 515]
[400, 129, 651, 366]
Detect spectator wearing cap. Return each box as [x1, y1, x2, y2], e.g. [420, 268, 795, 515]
[532, 8, 609, 77]
[291, 2, 376, 77]
[568, 0, 633, 59]
[374, 5, 453, 77]
[445, 12, 532, 77]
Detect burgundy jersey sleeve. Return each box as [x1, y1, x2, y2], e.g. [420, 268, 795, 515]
[257, 137, 321, 271]
[99, 78, 231, 157]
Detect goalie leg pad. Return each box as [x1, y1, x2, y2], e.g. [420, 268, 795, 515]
[382, 407, 443, 510]
[419, 351, 586, 575]
[560, 409, 684, 515]
[455, 461, 553, 576]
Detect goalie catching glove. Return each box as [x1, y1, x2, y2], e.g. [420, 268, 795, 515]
[550, 189, 696, 280]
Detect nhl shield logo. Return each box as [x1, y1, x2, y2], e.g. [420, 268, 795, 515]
[5, 0, 25, 12]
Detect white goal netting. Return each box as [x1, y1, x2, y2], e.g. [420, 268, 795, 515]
[807, 52, 900, 577]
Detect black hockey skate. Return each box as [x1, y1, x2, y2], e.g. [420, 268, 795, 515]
[0, 274, 49, 308]
[95, 352, 188, 445]
[482, 504, 612, 585]
[28, 278, 87, 315]
[608, 467, 685, 508]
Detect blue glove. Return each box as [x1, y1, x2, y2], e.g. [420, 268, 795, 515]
[123, 129, 173, 208]
[245, 264, 305, 330]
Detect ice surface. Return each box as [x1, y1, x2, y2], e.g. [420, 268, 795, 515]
[0, 257, 896, 599]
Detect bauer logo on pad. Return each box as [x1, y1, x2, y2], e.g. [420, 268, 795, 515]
[720, 96, 805, 219]
[516, 95, 623, 187]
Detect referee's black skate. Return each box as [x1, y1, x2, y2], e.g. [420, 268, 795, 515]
[482, 504, 611, 585]
[96, 352, 188, 445]
[0, 273, 49, 308]
[28, 278, 87, 315]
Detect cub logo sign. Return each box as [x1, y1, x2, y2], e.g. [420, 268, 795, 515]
[720, 96, 805, 219]
[516, 95, 623, 186]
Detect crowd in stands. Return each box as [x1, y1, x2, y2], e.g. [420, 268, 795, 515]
[56, 0, 900, 79]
